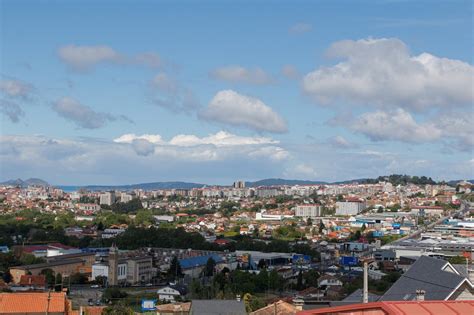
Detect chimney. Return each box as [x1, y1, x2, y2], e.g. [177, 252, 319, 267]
[416, 289, 425, 301]
[293, 298, 304, 311]
[363, 260, 368, 303]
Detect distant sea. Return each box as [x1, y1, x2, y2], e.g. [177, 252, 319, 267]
[57, 186, 81, 192]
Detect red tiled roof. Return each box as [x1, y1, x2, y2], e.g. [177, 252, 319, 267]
[19, 275, 46, 287]
[0, 292, 69, 313]
[298, 300, 474, 315]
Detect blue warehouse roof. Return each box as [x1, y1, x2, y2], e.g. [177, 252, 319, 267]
[179, 254, 223, 269]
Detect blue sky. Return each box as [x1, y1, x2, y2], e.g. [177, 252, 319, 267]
[1, 0, 473, 185]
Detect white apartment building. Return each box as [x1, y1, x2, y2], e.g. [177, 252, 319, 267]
[99, 191, 116, 206]
[336, 198, 367, 215]
[295, 204, 321, 219]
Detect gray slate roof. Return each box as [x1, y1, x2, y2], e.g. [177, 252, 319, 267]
[343, 288, 380, 303]
[381, 256, 467, 301]
[190, 300, 246, 315]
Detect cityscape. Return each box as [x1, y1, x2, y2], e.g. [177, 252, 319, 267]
[1, 1, 473, 315]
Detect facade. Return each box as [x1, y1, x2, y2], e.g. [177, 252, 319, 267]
[99, 191, 116, 206]
[335, 200, 366, 216]
[233, 181, 245, 189]
[127, 255, 153, 284]
[295, 204, 321, 219]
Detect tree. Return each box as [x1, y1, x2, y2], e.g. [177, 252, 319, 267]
[448, 256, 467, 264]
[95, 275, 107, 287]
[319, 222, 326, 234]
[306, 218, 313, 226]
[102, 303, 133, 315]
[168, 256, 183, 280]
[377, 206, 384, 213]
[205, 257, 216, 277]
[303, 270, 320, 288]
[40, 268, 55, 288]
[1, 271, 12, 283]
[296, 270, 304, 290]
[55, 273, 62, 291]
[102, 287, 128, 303]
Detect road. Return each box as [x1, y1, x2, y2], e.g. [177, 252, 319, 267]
[389, 200, 471, 246]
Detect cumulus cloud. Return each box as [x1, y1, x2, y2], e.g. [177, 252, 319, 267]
[0, 133, 290, 184]
[0, 99, 25, 122]
[435, 111, 474, 152]
[52, 97, 117, 129]
[58, 45, 163, 71]
[114, 131, 285, 159]
[151, 73, 199, 113]
[351, 108, 441, 143]
[199, 90, 288, 133]
[303, 38, 474, 111]
[210, 65, 274, 85]
[289, 23, 312, 34]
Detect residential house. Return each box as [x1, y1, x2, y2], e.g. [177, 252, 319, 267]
[381, 255, 474, 301]
[157, 285, 188, 302]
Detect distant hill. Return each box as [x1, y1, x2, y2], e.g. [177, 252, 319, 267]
[0, 178, 50, 187]
[58, 181, 206, 192]
[447, 179, 474, 186]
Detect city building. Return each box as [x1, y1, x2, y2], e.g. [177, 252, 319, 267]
[0, 292, 75, 315]
[295, 204, 321, 220]
[99, 191, 116, 206]
[336, 198, 366, 216]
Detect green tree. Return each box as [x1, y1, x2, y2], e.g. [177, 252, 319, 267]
[205, 257, 216, 277]
[55, 273, 63, 291]
[303, 270, 320, 288]
[168, 256, 183, 280]
[40, 268, 55, 288]
[103, 303, 133, 315]
[135, 209, 154, 226]
[448, 256, 467, 264]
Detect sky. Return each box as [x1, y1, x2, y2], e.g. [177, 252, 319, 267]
[0, 0, 473, 185]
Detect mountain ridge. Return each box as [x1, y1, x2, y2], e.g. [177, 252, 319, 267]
[2, 177, 473, 191]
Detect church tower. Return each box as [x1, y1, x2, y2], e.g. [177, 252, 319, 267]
[108, 244, 119, 286]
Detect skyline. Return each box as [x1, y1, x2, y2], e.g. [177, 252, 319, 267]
[1, 0, 473, 185]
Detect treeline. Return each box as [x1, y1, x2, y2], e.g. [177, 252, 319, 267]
[108, 227, 320, 260]
[363, 174, 436, 186]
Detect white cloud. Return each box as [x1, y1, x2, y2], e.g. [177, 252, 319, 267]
[0, 79, 33, 98]
[328, 135, 357, 149]
[435, 111, 474, 151]
[58, 45, 121, 70]
[199, 90, 288, 133]
[52, 97, 116, 129]
[58, 45, 163, 71]
[114, 134, 164, 144]
[289, 23, 312, 34]
[210, 66, 274, 85]
[351, 108, 441, 143]
[0, 133, 289, 184]
[303, 38, 474, 111]
[284, 163, 318, 179]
